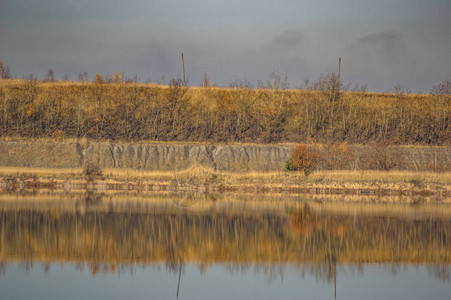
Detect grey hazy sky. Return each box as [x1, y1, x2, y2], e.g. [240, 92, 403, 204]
[1, 0, 450, 91]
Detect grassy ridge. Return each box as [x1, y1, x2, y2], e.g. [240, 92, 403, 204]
[0, 79, 449, 144]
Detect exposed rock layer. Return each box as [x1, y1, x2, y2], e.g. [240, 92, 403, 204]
[0, 139, 450, 172]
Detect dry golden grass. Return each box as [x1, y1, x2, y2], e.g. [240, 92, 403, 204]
[1, 79, 449, 144]
[0, 166, 82, 178]
[1, 166, 450, 191]
[1, 78, 434, 96]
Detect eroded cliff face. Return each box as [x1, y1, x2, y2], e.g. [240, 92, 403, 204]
[0, 139, 291, 171]
[0, 139, 450, 172]
[84, 142, 291, 171]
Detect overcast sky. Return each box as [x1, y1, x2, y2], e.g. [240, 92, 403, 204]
[1, 0, 450, 92]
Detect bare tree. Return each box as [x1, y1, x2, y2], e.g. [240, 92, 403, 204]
[24, 73, 38, 81]
[113, 71, 122, 83]
[430, 78, 451, 95]
[94, 73, 103, 84]
[46, 68, 55, 82]
[201, 73, 211, 87]
[392, 82, 411, 95]
[228, 77, 253, 88]
[0, 60, 11, 79]
[300, 76, 310, 90]
[257, 71, 290, 89]
[79, 72, 88, 82]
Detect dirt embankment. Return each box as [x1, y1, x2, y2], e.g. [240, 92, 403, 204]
[0, 139, 450, 172]
[0, 139, 290, 171]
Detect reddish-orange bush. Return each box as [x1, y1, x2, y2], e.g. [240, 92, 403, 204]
[287, 144, 320, 176]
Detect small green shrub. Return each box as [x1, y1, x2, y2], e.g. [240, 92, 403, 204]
[284, 159, 296, 172]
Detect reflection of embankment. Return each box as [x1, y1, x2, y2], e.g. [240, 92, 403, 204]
[1, 206, 449, 268]
[1, 173, 450, 200]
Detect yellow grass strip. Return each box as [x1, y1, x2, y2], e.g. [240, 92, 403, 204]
[0, 167, 82, 178]
[0, 166, 450, 185]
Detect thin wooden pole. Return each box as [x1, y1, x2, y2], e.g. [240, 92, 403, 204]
[181, 53, 186, 87]
[338, 57, 341, 94]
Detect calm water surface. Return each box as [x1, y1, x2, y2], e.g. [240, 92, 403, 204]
[1, 263, 450, 300]
[0, 193, 450, 299]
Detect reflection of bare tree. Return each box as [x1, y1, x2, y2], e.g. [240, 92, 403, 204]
[170, 192, 204, 208]
[198, 263, 210, 275]
[253, 264, 287, 284]
[80, 191, 103, 207]
[426, 265, 450, 282]
[225, 263, 251, 275]
[43, 263, 50, 273]
[384, 264, 405, 277]
[165, 261, 180, 273]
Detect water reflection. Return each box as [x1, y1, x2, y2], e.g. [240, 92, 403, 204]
[0, 195, 450, 299]
[1, 200, 449, 264]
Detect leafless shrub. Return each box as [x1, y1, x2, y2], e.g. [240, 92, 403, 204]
[0, 60, 11, 79]
[430, 78, 451, 95]
[79, 72, 88, 82]
[392, 82, 411, 95]
[229, 77, 253, 88]
[24, 73, 38, 81]
[94, 73, 103, 84]
[113, 71, 122, 83]
[320, 142, 356, 170]
[45, 68, 55, 82]
[258, 71, 289, 89]
[301, 73, 343, 101]
[83, 163, 103, 181]
[201, 72, 211, 87]
[360, 142, 401, 170]
[351, 82, 368, 93]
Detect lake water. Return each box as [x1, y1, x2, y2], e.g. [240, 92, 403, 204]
[1, 263, 450, 300]
[0, 193, 450, 299]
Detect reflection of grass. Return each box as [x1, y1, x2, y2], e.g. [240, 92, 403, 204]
[0, 207, 449, 267]
[2, 193, 451, 220]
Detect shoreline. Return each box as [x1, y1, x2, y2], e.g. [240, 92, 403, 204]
[1, 167, 450, 202]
